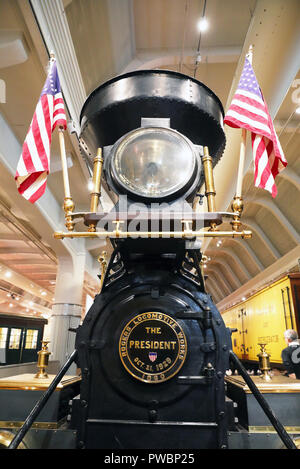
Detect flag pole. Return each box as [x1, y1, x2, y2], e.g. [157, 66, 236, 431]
[231, 44, 253, 231]
[50, 51, 75, 232]
[236, 127, 247, 199]
[58, 126, 75, 231]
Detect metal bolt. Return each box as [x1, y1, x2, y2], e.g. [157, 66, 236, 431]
[149, 409, 157, 423]
[217, 371, 223, 378]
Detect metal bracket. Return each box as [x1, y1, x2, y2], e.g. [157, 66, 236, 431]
[177, 375, 209, 385]
[175, 310, 205, 319]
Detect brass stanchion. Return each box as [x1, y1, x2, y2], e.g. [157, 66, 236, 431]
[230, 126, 246, 232]
[202, 146, 217, 231]
[34, 341, 51, 379]
[257, 343, 272, 381]
[231, 195, 244, 231]
[58, 126, 75, 231]
[88, 148, 104, 232]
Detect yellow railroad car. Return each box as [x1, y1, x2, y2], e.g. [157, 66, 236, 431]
[221, 273, 300, 370]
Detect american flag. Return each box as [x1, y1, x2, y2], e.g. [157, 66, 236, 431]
[15, 59, 67, 203]
[224, 57, 287, 197]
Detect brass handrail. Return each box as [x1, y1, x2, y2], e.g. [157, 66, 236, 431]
[54, 229, 252, 240]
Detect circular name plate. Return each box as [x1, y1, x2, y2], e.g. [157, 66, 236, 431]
[119, 312, 187, 383]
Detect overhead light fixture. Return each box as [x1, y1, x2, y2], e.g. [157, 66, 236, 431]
[5, 271, 12, 278]
[295, 107, 300, 115]
[197, 18, 209, 32]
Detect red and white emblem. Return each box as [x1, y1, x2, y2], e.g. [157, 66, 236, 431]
[149, 352, 157, 362]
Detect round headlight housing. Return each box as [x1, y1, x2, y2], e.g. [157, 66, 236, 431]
[110, 127, 198, 200]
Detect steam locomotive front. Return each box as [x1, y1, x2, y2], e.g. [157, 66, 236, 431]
[73, 70, 232, 449]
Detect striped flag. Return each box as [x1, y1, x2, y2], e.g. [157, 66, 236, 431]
[224, 57, 287, 197]
[15, 58, 67, 203]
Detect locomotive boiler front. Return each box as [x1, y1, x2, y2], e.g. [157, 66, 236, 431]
[74, 70, 232, 449]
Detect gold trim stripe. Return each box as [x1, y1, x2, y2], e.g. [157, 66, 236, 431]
[0, 417, 67, 430]
[249, 426, 300, 434]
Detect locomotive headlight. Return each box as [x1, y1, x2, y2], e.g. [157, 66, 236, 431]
[110, 127, 198, 199]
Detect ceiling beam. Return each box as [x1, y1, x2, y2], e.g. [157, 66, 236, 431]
[0, 233, 27, 241]
[6, 258, 55, 265]
[27, 273, 56, 278]
[277, 166, 300, 189]
[209, 259, 242, 290]
[244, 196, 300, 245]
[206, 268, 232, 296]
[0, 199, 57, 263]
[0, 247, 41, 254]
[205, 278, 221, 304]
[205, 247, 252, 281]
[205, 271, 227, 300]
[230, 237, 265, 272]
[242, 217, 281, 260]
[0, 261, 53, 303]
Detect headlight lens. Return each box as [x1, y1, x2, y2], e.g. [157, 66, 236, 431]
[111, 127, 197, 198]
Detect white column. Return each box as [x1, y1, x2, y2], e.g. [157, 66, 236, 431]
[48, 252, 86, 374]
